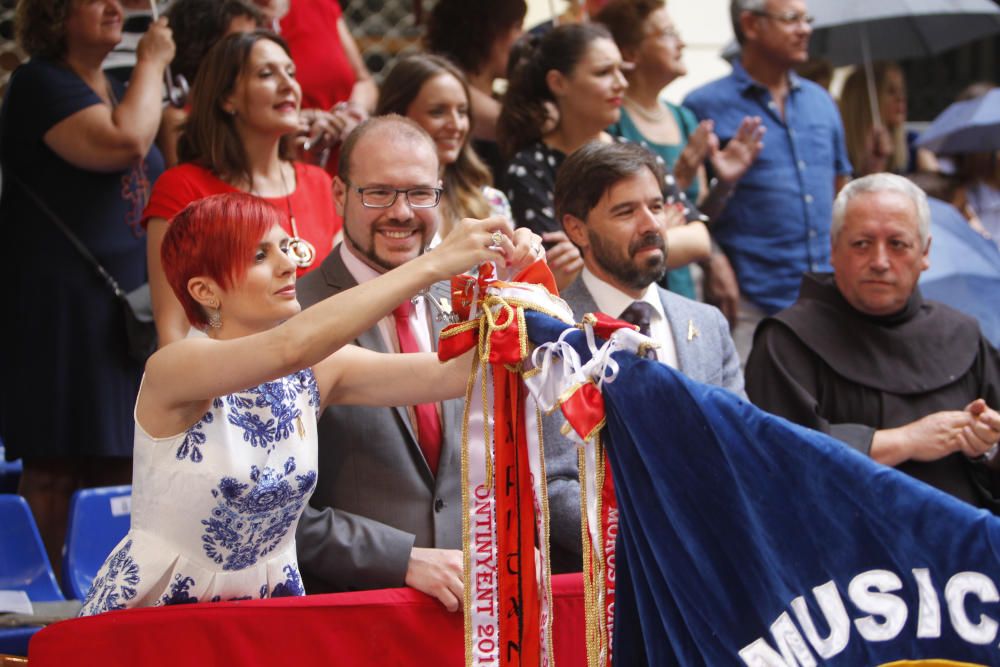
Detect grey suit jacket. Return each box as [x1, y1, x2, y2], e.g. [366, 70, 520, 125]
[545, 277, 745, 572]
[294, 244, 463, 593]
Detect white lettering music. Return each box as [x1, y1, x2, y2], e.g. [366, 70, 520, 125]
[739, 568, 1000, 665]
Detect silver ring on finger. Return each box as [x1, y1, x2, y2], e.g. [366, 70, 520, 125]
[490, 231, 504, 247]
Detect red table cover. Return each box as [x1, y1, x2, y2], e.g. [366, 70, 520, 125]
[29, 573, 587, 666]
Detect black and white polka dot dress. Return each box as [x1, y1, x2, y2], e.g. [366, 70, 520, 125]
[505, 141, 566, 235]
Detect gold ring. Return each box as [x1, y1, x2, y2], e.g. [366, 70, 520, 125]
[490, 231, 504, 247]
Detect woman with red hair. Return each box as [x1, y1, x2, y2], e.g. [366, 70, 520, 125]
[79, 192, 540, 614]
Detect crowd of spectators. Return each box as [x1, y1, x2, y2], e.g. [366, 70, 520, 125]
[1, 0, 998, 612]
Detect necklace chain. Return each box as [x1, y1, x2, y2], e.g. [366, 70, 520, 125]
[276, 163, 296, 232]
[276, 163, 316, 269]
[624, 96, 669, 122]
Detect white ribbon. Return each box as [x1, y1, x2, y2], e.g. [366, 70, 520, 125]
[465, 360, 500, 666]
[525, 394, 554, 666]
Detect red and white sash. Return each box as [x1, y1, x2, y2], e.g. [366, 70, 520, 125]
[439, 263, 571, 667]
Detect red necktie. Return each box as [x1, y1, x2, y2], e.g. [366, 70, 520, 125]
[393, 300, 442, 475]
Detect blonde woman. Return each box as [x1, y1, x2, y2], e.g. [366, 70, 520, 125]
[839, 62, 937, 177]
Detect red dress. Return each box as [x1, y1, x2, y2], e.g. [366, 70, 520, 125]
[279, 0, 356, 112]
[142, 162, 340, 276]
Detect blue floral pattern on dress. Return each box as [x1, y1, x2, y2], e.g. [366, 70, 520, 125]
[270, 564, 304, 598]
[227, 410, 277, 449]
[79, 539, 140, 615]
[221, 370, 319, 451]
[201, 456, 317, 570]
[79, 369, 319, 617]
[294, 369, 321, 419]
[159, 574, 199, 606]
[176, 411, 213, 462]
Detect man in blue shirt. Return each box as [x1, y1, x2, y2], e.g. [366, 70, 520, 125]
[684, 0, 851, 360]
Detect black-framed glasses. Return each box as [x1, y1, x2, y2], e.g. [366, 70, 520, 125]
[347, 182, 443, 209]
[752, 10, 814, 26]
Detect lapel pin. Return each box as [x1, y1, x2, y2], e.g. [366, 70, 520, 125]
[687, 319, 700, 342]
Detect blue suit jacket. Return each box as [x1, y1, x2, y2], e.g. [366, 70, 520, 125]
[544, 276, 745, 572]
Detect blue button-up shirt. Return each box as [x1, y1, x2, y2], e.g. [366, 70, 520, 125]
[684, 60, 851, 314]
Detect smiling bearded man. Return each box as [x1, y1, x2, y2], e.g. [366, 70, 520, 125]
[746, 172, 1000, 512]
[292, 115, 468, 610]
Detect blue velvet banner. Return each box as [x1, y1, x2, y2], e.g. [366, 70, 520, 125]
[525, 311, 1000, 666]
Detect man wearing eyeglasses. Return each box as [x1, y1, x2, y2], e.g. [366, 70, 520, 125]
[684, 0, 852, 363]
[293, 115, 466, 611]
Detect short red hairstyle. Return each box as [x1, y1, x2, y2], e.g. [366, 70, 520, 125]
[162, 192, 283, 328]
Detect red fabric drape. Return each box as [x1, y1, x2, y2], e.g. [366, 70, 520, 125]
[29, 574, 587, 666]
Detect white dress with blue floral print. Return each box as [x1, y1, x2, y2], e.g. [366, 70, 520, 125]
[79, 369, 321, 615]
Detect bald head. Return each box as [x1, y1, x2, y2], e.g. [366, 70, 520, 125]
[333, 114, 443, 274]
[338, 114, 440, 183]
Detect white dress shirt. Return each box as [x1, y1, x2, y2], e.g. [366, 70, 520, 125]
[580, 267, 679, 368]
[339, 244, 434, 353]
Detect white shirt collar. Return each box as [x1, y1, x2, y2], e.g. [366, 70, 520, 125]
[580, 266, 665, 323]
[339, 244, 434, 353]
[579, 266, 678, 368]
[340, 242, 384, 286]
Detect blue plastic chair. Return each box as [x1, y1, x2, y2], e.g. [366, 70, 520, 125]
[0, 494, 64, 656]
[60, 485, 132, 601]
[0, 441, 22, 494]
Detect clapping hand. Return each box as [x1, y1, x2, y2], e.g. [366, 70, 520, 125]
[710, 116, 765, 185]
[294, 104, 369, 164]
[674, 120, 715, 192]
[964, 399, 1000, 461]
[873, 399, 1000, 467]
[330, 102, 368, 141]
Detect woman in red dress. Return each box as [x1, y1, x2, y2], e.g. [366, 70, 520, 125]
[144, 30, 340, 346]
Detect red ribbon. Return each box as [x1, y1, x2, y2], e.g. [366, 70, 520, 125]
[560, 382, 606, 443]
[602, 460, 617, 667]
[586, 312, 639, 340]
[492, 367, 541, 667]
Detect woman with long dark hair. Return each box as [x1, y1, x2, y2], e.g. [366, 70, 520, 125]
[596, 0, 763, 301]
[499, 22, 710, 290]
[425, 0, 527, 184]
[144, 30, 341, 347]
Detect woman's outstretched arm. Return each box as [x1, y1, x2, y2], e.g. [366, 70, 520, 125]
[141, 217, 516, 419]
